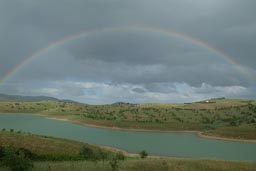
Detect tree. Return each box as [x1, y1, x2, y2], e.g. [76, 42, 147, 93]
[139, 150, 148, 159]
[2, 147, 33, 171]
[79, 145, 95, 160]
[115, 152, 125, 161]
[99, 149, 107, 164]
[108, 152, 126, 171]
[109, 157, 119, 171]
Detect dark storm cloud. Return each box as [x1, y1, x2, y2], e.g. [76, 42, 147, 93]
[0, 0, 255, 103]
[132, 87, 147, 93]
[67, 31, 219, 66]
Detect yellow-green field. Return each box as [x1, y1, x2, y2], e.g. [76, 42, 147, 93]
[1, 158, 255, 171]
[9, 159, 253, 171]
[0, 98, 256, 140]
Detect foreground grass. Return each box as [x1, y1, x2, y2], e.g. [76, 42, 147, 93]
[0, 98, 256, 140]
[16, 159, 256, 171]
[1, 159, 255, 171]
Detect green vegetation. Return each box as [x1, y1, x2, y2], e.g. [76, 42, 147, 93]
[0, 146, 33, 171]
[0, 131, 256, 171]
[0, 98, 256, 140]
[0, 130, 115, 161]
[0, 130, 124, 171]
[29, 159, 256, 171]
[139, 150, 148, 159]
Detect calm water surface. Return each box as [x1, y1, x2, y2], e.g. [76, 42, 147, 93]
[0, 114, 256, 161]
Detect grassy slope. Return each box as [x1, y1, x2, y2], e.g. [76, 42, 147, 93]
[0, 131, 255, 171]
[0, 98, 256, 139]
[0, 131, 115, 160]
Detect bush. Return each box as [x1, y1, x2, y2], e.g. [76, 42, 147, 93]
[115, 152, 125, 161]
[1, 147, 33, 171]
[109, 157, 119, 171]
[99, 149, 108, 163]
[139, 150, 148, 159]
[79, 145, 100, 161]
[229, 121, 237, 126]
[0, 146, 5, 159]
[108, 151, 126, 171]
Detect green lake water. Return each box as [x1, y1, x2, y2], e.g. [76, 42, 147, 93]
[0, 114, 256, 161]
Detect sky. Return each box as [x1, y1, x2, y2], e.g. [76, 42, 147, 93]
[0, 0, 255, 104]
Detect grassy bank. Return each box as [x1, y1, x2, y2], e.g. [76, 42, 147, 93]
[0, 131, 116, 161]
[0, 98, 256, 140]
[0, 131, 255, 171]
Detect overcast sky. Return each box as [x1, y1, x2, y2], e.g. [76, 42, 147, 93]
[0, 0, 255, 104]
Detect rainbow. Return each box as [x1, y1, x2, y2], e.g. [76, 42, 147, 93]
[0, 25, 254, 85]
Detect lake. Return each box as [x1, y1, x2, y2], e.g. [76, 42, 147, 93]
[0, 114, 256, 161]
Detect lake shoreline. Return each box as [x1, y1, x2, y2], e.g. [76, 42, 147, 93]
[0, 113, 255, 143]
[1, 113, 256, 161]
[47, 116, 256, 143]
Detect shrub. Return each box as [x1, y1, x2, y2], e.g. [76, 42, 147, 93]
[99, 149, 108, 163]
[79, 145, 100, 161]
[139, 150, 148, 159]
[115, 151, 125, 161]
[1, 147, 33, 171]
[109, 157, 119, 171]
[229, 121, 237, 126]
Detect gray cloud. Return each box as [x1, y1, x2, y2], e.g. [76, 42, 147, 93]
[0, 0, 255, 103]
[0, 81, 251, 104]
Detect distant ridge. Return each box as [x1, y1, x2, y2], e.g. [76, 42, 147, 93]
[112, 101, 138, 106]
[0, 93, 78, 103]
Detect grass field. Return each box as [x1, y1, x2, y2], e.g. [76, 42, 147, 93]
[0, 159, 247, 171]
[0, 98, 256, 140]
[1, 158, 255, 171]
[0, 131, 255, 171]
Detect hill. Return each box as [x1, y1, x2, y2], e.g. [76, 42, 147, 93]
[0, 130, 115, 161]
[0, 93, 58, 102]
[0, 93, 78, 103]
